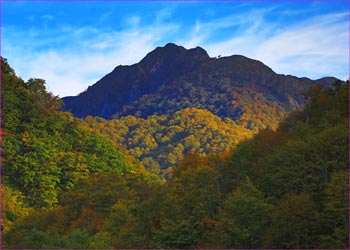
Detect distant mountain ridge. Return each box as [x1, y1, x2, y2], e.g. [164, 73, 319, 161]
[62, 43, 336, 130]
[63, 43, 209, 118]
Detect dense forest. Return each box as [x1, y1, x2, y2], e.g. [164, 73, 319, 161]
[2, 57, 349, 248]
[82, 108, 253, 175]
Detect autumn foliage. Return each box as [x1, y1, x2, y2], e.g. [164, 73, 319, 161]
[2, 57, 349, 248]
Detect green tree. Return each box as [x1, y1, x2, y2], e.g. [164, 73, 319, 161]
[153, 153, 222, 248]
[264, 193, 320, 248]
[208, 178, 272, 248]
[1, 185, 29, 233]
[2, 57, 132, 208]
[318, 171, 349, 248]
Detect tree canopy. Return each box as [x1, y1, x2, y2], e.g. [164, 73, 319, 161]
[2, 57, 348, 248]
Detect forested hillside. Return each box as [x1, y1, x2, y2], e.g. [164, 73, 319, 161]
[1, 58, 159, 232]
[82, 108, 253, 174]
[2, 57, 348, 248]
[62, 43, 321, 132]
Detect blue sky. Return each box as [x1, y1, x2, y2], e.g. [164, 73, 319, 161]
[2, 1, 349, 97]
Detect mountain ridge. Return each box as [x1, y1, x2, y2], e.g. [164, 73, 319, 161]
[62, 43, 336, 130]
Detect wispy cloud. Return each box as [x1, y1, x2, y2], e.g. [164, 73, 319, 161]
[177, 8, 272, 48]
[203, 11, 349, 80]
[2, 9, 180, 97]
[2, 2, 348, 98]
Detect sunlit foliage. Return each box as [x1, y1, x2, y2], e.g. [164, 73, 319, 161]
[2, 57, 348, 249]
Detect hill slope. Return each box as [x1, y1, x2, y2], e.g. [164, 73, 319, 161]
[62, 43, 323, 130]
[63, 43, 210, 118]
[6, 61, 349, 248]
[82, 108, 253, 173]
[1, 57, 134, 208]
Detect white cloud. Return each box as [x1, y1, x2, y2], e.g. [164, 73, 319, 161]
[123, 15, 141, 28]
[203, 11, 349, 80]
[2, 5, 348, 98]
[177, 7, 273, 50]
[2, 11, 180, 97]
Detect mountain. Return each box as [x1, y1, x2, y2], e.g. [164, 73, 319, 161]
[62, 43, 209, 118]
[3, 56, 348, 249]
[62, 43, 331, 130]
[5, 51, 349, 248]
[315, 76, 341, 86]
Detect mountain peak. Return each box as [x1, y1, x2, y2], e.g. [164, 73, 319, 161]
[164, 42, 183, 49]
[62, 44, 320, 120]
[140, 43, 209, 66]
[188, 46, 210, 59]
[163, 43, 209, 58]
[315, 77, 341, 87]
